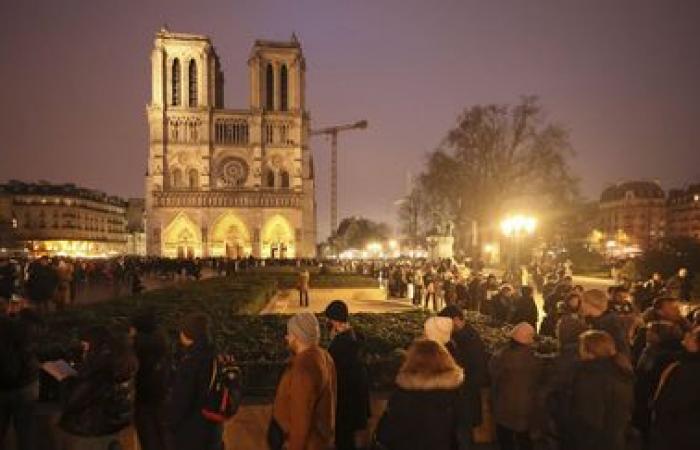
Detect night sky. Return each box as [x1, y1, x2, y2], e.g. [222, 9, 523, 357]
[2, 0, 699, 239]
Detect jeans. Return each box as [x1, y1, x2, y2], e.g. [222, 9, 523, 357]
[0, 382, 38, 450]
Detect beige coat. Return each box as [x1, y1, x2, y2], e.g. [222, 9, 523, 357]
[273, 345, 337, 450]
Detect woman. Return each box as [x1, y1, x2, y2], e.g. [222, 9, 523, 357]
[375, 338, 464, 450]
[59, 326, 138, 450]
[650, 326, 700, 450]
[569, 330, 633, 450]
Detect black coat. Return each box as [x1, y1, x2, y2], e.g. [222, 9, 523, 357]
[376, 366, 463, 450]
[587, 311, 631, 357]
[0, 314, 39, 390]
[26, 263, 58, 303]
[447, 324, 489, 427]
[134, 329, 170, 405]
[165, 340, 222, 450]
[569, 358, 633, 450]
[328, 328, 370, 433]
[650, 351, 700, 450]
[510, 295, 538, 328]
[60, 346, 137, 437]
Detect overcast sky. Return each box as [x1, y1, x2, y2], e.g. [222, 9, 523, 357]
[2, 0, 699, 238]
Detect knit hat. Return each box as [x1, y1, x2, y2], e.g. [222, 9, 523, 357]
[511, 322, 536, 345]
[287, 312, 320, 345]
[324, 300, 349, 322]
[180, 313, 209, 341]
[582, 289, 609, 314]
[424, 317, 453, 345]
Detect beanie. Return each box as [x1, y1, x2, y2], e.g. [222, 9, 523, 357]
[180, 313, 209, 341]
[424, 316, 453, 345]
[287, 312, 320, 345]
[324, 300, 349, 322]
[511, 322, 535, 345]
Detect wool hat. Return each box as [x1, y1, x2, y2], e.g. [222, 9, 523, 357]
[511, 322, 536, 345]
[180, 313, 209, 341]
[438, 305, 464, 320]
[582, 289, 609, 314]
[424, 316, 453, 345]
[287, 312, 320, 345]
[324, 300, 349, 322]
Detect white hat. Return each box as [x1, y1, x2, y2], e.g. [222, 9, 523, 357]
[424, 317, 453, 345]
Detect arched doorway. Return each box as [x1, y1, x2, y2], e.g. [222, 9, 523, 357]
[210, 213, 252, 258]
[162, 212, 201, 258]
[262, 215, 295, 259]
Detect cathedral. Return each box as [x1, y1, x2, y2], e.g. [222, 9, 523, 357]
[145, 28, 316, 258]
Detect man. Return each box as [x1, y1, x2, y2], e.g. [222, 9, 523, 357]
[324, 301, 370, 450]
[298, 269, 310, 307]
[166, 313, 222, 450]
[272, 312, 337, 450]
[632, 297, 691, 363]
[439, 305, 489, 450]
[26, 256, 58, 313]
[581, 289, 630, 357]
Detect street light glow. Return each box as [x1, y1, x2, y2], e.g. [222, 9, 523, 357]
[500, 214, 537, 237]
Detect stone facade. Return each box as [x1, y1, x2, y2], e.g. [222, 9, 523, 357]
[0, 180, 140, 257]
[667, 184, 700, 240]
[145, 29, 316, 258]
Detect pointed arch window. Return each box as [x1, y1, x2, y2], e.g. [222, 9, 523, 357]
[280, 65, 288, 111]
[280, 170, 290, 188]
[265, 63, 275, 110]
[266, 169, 275, 188]
[172, 168, 183, 189]
[188, 169, 199, 189]
[189, 60, 198, 107]
[172, 59, 181, 106]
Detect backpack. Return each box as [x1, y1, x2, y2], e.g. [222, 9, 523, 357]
[201, 354, 243, 423]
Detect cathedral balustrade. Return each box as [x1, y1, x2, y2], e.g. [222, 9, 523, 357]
[152, 190, 302, 208]
[214, 111, 252, 146]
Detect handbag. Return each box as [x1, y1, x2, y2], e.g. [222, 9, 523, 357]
[267, 416, 285, 450]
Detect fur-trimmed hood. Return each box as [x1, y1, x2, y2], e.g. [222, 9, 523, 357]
[395, 367, 464, 391]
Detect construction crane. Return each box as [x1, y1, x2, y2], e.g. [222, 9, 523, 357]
[310, 120, 368, 237]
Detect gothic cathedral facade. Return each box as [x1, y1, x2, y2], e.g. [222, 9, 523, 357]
[145, 29, 316, 258]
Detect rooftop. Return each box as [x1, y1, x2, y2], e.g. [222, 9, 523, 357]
[0, 180, 128, 207]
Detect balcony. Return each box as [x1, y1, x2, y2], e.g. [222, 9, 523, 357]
[152, 189, 303, 209]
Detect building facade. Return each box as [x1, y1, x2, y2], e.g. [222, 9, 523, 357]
[145, 29, 316, 258]
[0, 180, 135, 257]
[667, 184, 700, 240]
[598, 181, 666, 253]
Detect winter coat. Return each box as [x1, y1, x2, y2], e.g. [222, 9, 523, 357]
[134, 329, 170, 406]
[376, 361, 464, 450]
[60, 346, 137, 437]
[328, 328, 370, 434]
[489, 341, 542, 431]
[632, 340, 681, 433]
[650, 351, 700, 450]
[447, 324, 489, 427]
[510, 295, 538, 328]
[540, 343, 579, 449]
[0, 314, 39, 391]
[165, 340, 221, 450]
[273, 345, 337, 450]
[587, 311, 631, 357]
[569, 358, 634, 450]
[27, 263, 58, 303]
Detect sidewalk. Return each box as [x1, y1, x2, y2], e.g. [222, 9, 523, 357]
[261, 287, 418, 314]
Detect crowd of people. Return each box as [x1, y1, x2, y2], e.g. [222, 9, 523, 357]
[2, 253, 700, 450]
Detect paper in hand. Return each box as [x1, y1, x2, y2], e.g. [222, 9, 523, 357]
[42, 359, 78, 381]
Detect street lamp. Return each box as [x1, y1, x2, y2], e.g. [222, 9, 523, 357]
[500, 214, 537, 270]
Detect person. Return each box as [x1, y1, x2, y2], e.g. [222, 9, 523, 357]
[0, 257, 15, 300]
[487, 284, 515, 325]
[375, 338, 464, 450]
[649, 325, 700, 450]
[0, 308, 41, 450]
[439, 306, 489, 450]
[165, 313, 222, 450]
[324, 301, 370, 450]
[298, 269, 310, 307]
[580, 289, 630, 358]
[424, 268, 437, 311]
[424, 316, 454, 346]
[632, 322, 683, 447]
[489, 323, 541, 450]
[271, 312, 336, 450]
[667, 268, 692, 302]
[568, 330, 633, 450]
[26, 256, 58, 313]
[632, 297, 690, 364]
[131, 310, 170, 450]
[59, 326, 138, 450]
[510, 286, 538, 328]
